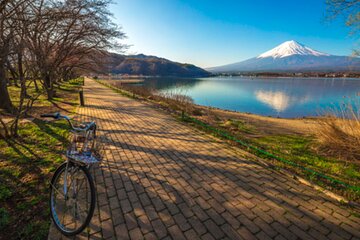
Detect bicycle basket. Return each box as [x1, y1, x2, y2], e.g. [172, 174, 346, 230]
[92, 136, 105, 162]
[65, 119, 104, 165]
[66, 151, 101, 165]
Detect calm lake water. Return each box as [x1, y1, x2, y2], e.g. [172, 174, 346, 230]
[133, 77, 360, 118]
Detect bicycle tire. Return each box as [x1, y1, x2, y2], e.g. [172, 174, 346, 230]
[50, 162, 96, 236]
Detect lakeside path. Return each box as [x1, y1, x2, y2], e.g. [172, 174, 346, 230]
[49, 78, 360, 240]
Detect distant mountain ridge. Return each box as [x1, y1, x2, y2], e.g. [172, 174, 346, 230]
[208, 40, 360, 73]
[104, 53, 210, 77]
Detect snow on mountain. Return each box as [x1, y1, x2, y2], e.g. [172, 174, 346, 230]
[207, 40, 360, 73]
[257, 40, 330, 59]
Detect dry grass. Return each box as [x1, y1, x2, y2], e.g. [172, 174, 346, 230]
[158, 91, 195, 113]
[316, 104, 360, 165]
[115, 82, 200, 115]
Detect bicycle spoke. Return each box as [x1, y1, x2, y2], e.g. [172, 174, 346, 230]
[67, 167, 78, 191]
[76, 201, 86, 224]
[61, 197, 71, 227]
[75, 178, 85, 196]
[50, 182, 66, 198]
[64, 169, 89, 228]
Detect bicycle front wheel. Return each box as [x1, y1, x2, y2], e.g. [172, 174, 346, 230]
[50, 162, 96, 236]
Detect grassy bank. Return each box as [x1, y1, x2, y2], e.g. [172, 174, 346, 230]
[0, 78, 82, 240]
[98, 79, 360, 201]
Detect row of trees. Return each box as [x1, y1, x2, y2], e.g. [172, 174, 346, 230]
[0, 0, 125, 137]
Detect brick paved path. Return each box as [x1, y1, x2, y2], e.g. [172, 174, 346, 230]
[48, 78, 360, 240]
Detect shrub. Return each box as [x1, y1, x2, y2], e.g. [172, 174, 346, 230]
[159, 92, 194, 113]
[0, 185, 12, 201]
[316, 103, 360, 164]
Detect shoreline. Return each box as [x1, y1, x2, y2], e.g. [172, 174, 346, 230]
[196, 104, 319, 136]
[201, 104, 321, 119]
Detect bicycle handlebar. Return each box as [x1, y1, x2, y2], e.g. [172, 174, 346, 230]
[41, 112, 95, 132]
[40, 113, 61, 119]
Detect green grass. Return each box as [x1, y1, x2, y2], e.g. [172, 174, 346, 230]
[0, 120, 70, 239]
[0, 78, 81, 239]
[253, 135, 360, 183]
[6, 78, 83, 110]
[221, 119, 255, 134]
[0, 208, 10, 230]
[0, 185, 12, 202]
[18, 221, 50, 240]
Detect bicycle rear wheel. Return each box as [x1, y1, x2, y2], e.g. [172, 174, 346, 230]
[50, 162, 95, 236]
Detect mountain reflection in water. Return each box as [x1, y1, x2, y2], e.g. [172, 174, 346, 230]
[255, 90, 311, 113]
[127, 76, 360, 118]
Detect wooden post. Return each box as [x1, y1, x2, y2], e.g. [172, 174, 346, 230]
[79, 89, 85, 106]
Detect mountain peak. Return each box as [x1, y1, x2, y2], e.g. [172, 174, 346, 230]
[257, 40, 330, 59]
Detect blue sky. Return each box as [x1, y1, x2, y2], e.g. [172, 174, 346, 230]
[111, 0, 354, 68]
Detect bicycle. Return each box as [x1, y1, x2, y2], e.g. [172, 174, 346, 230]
[41, 112, 101, 236]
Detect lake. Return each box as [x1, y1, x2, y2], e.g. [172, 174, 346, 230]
[131, 77, 360, 118]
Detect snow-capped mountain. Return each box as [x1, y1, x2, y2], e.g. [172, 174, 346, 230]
[208, 40, 360, 73]
[257, 40, 330, 59]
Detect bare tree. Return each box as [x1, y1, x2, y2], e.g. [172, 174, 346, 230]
[27, 0, 125, 99]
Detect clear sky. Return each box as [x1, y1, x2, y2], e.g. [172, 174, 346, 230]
[111, 0, 354, 68]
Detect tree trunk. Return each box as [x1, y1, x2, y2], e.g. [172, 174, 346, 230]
[11, 52, 30, 136]
[0, 61, 12, 112]
[7, 60, 19, 87]
[33, 79, 39, 92]
[44, 74, 54, 100]
[18, 51, 27, 97]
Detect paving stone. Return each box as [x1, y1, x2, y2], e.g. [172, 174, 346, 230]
[125, 212, 138, 230]
[102, 219, 115, 239]
[288, 225, 314, 240]
[184, 229, 198, 240]
[129, 227, 144, 240]
[271, 222, 297, 240]
[188, 217, 207, 236]
[221, 223, 242, 240]
[201, 233, 216, 240]
[120, 199, 133, 214]
[168, 225, 187, 240]
[137, 215, 153, 234]
[173, 213, 191, 231]
[151, 219, 167, 239]
[237, 226, 257, 240]
[109, 196, 120, 210]
[255, 231, 273, 240]
[204, 219, 225, 239]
